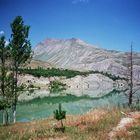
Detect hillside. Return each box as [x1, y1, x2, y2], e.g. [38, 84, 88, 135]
[25, 60, 53, 69]
[33, 38, 140, 81]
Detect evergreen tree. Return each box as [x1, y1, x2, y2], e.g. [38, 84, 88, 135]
[9, 16, 32, 123]
[0, 36, 12, 125]
[54, 103, 66, 132]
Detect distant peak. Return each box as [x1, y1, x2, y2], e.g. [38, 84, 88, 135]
[43, 38, 82, 42]
[69, 38, 85, 43]
[70, 37, 78, 41]
[36, 38, 98, 49]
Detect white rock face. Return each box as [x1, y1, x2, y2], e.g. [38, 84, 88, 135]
[33, 38, 140, 81]
[19, 74, 50, 88]
[18, 90, 50, 101]
[18, 75, 51, 101]
[18, 73, 127, 101]
[62, 74, 114, 97]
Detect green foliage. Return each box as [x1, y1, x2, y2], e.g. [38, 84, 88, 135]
[0, 16, 32, 124]
[54, 103, 66, 121]
[9, 15, 32, 96]
[0, 100, 6, 111]
[0, 99, 11, 111]
[49, 80, 66, 93]
[8, 16, 32, 123]
[19, 67, 127, 81]
[10, 16, 32, 65]
[0, 35, 14, 124]
[129, 103, 140, 111]
[129, 126, 140, 133]
[19, 67, 83, 78]
[54, 103, 66, 132]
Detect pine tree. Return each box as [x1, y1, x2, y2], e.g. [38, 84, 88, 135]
[9, 16, 32, 123]
[0, 36, 12, 125]
[54, 103, 66, 132]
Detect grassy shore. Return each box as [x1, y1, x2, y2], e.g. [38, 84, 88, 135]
[0, 107, 140, 140]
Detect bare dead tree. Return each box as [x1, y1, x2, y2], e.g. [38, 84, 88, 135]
[128, 43, 133, 105]
[126, 43, 140, 106]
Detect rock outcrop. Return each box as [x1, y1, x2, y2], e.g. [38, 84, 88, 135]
[18, 74, 128, 101]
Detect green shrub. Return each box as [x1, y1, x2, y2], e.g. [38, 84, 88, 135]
[54, 103, 66, 132]
[49, 80, 66, 93]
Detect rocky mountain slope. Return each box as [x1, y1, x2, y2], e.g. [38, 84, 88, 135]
[33, 38, 140, 81]
[26, 60, 53, 69]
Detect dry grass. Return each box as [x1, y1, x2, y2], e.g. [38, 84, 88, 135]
[0, 107, 133, 140]
[113, 112, 140, 140]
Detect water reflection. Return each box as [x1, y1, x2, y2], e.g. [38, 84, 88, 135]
[15, 90, 128, 122]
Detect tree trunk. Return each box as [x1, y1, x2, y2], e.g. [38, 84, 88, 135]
[60, 120, 63, 128]
[13, 66, 18, 123]
[2, 110, 9, 125]
[12, 63, 18, 123]
[2, 110, 5, 125]
[128, 44, 133, 106]
[13, 109, 16, 123]
[128, 91, 132, 106]
[5, 110, 9, 125]
[11, 104, 16, 123]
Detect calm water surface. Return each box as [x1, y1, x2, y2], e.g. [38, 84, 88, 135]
[15, 90, 128, 122]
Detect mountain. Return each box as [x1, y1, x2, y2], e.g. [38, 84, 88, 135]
[33, 38, 140, 81]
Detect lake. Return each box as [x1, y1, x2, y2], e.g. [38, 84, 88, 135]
[15, 90, 128, 122]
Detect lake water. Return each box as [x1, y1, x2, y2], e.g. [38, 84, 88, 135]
[15, 90, 128, 122]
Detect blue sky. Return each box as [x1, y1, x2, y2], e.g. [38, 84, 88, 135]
[0, 0, 140, 52]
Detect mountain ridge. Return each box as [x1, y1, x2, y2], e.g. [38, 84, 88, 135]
[33, 38, 140, 81]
